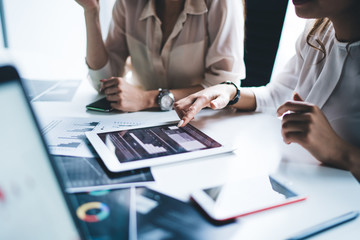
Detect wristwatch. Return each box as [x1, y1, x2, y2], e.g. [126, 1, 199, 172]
[220, 81, 240, 105]
[157, 88, 175, 111]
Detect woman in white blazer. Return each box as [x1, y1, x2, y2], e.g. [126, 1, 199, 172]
[174, 0, 360, 181]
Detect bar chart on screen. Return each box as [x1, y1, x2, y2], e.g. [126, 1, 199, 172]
[130, 133, 167, 154]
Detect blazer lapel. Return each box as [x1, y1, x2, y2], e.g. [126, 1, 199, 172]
[305, 45, 348, 109]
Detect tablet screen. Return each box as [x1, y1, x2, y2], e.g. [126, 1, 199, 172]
[203, 176, 298, 202]
[96, 123, 222, 163]
[192, 175, 306, 221]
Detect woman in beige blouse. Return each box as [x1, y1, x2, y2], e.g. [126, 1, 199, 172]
[75, 0, 245, 112]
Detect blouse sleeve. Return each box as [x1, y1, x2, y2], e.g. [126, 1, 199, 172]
[202, 0, 245, 88]
[88, 0, 129, 90]
[250, 29, 307, 113]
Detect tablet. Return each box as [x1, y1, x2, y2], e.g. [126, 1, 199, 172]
[190, 175, 307, 222]
[86, 122, 233, 172]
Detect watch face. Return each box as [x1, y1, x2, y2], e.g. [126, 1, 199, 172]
[160, 95, 174, 110]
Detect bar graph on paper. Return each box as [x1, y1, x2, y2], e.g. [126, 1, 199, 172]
[41, 117, 141, 158]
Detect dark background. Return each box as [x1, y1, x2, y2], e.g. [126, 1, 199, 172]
[242, 0, 289, 87]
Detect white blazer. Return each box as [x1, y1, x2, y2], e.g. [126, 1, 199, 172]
[252, 22, 360, 148]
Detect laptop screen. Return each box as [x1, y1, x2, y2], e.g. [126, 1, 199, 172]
[0, 66, 80, 240]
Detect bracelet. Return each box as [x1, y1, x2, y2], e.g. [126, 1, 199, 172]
[220, 81, 240, 105]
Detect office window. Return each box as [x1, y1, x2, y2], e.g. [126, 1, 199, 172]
[3, 0, 115, 79]
[4, 0, 305, 85]
[270, 2, 306, 82]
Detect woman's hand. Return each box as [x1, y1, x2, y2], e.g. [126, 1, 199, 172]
[174, 84, 236, 127]
[100, 77, 152, 112]
[277, 93, 350, 170]
[75, 0, 99, 12]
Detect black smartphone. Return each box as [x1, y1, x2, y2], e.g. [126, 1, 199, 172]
[86, 97, 113, 112]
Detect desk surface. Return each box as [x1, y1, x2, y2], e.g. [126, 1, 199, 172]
[33, 79, 360, 240]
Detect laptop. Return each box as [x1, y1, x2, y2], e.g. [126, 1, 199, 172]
[0, 65, 88, 239]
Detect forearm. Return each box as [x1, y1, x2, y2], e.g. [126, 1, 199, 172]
[84, 9, 108, 69]
[310, 135, 360, 182]
[233, 88, 257, 111]
[218, 84, 257, 111]
[171, 85, 204, 101]
[338, 141, 360, 182]
[143, 85, 204, 109]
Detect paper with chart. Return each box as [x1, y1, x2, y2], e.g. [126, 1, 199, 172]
[53, 155, 154, 193]
[41, 117, 141, 158]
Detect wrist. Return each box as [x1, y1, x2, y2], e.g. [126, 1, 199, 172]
[220, 81, 240, 105]
[324, 137, 354, 171]
[145, 90, 159, 109]
[340, 141, 359, 175]
[84, 7, 100, 19]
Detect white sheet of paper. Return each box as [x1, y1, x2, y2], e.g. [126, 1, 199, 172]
[41, 117, 141, 157]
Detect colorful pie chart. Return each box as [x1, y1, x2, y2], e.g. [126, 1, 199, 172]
[76, 202, 110, 222]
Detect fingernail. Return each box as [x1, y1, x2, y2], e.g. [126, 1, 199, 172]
[211, 101, 218, 109]
[177, 120, 184, 127]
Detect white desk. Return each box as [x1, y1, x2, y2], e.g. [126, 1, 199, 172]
[33, 79, 360, 240]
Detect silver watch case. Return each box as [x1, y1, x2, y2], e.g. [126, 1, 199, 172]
[157, 88, 175, 111]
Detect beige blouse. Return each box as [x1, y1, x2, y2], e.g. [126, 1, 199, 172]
[88, 0, 245, 91]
